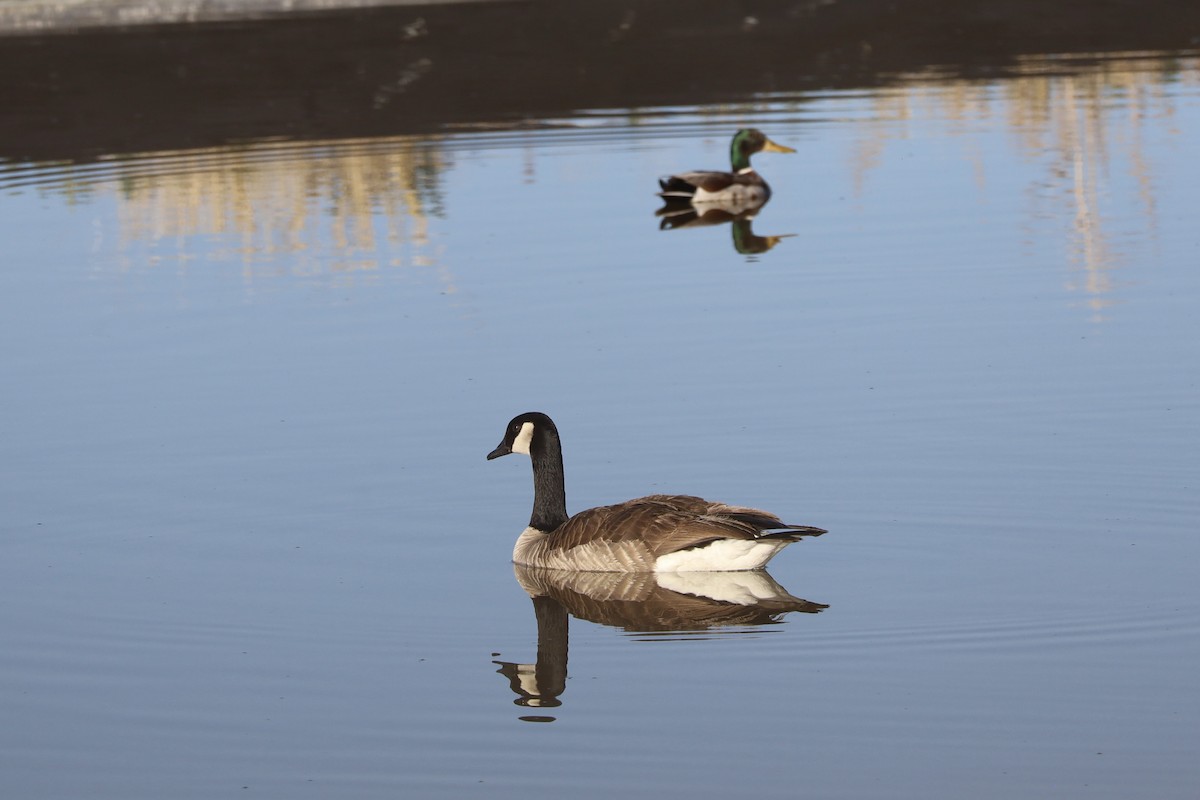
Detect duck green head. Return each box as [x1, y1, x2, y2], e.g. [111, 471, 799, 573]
[730, 129, 795, 171]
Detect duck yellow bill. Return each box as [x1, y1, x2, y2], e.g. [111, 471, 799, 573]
[761, 138, 796, 154]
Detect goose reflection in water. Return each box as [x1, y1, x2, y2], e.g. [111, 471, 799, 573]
[494, 565, 826, 721]
[657, 202, 795, 256]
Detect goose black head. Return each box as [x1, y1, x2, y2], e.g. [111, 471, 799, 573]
[488, 412, 558, 460]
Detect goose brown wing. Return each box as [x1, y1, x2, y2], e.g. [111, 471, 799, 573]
[548, 494, 787, 559]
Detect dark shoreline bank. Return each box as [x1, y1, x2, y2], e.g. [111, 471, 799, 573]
[3, 0, 1198, 163]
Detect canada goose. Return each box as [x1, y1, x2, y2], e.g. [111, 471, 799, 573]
[487, 412, 826, 572]
[657, 128, 795, 207]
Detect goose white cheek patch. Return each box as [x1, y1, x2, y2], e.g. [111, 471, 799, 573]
[511, 421, 535, 455]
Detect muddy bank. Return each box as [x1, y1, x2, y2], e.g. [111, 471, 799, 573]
[0, 1, 494, 35]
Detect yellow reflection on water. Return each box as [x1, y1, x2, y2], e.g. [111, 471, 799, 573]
[1003, 54, 1184, 322]
[854, 52, 1198, 322]
[106, 136, 445, 287]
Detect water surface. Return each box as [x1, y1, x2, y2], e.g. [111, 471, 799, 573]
[2, 49, 1199, 799]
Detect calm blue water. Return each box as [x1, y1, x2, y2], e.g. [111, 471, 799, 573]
[2, 52, 1199, 798]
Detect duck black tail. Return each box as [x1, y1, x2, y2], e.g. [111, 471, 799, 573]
[657, 175, 697, 198]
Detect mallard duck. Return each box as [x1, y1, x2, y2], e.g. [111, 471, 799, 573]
[657, 128, 795, 207]
[487, 412, 826, 572]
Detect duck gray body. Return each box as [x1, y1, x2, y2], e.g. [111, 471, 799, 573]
[488, 412, 826, 573]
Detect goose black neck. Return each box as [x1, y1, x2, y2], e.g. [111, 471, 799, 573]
[529, 426, 569, 531]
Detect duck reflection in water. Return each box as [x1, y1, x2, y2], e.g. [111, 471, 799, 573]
[655, 128, 796, 255]
[494, 565, 826, 721]
[657, 204, 795, 255]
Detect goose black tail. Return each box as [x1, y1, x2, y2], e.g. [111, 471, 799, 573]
[762, 526, 828, 541]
